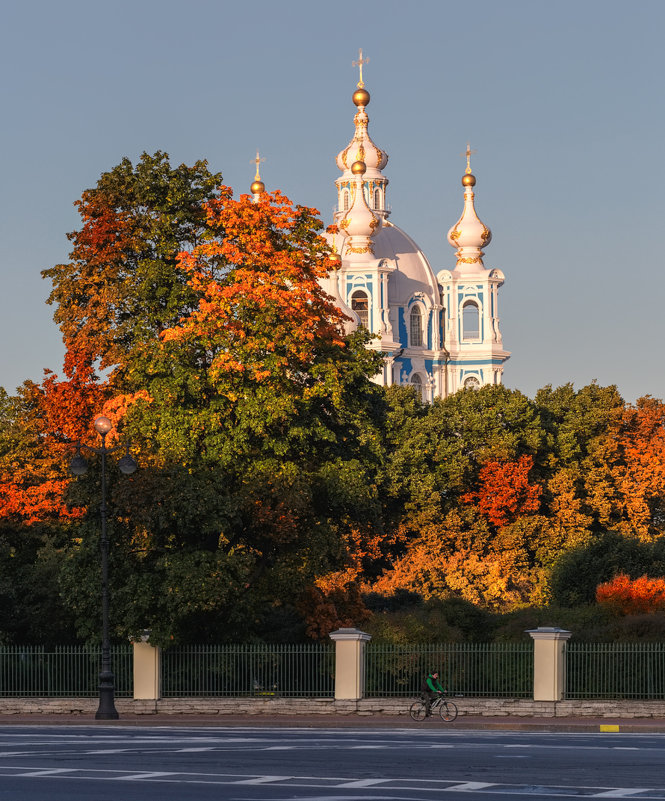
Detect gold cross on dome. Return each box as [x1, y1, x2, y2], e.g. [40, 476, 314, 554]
[251, 150, 265, 180]
[461, 142, 477, 174]
[353, 48, 369, 88]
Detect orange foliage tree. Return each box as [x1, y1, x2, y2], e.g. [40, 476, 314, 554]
[463, 455, 542, 527]
[602, 398, 665, 537]
[167, 186, 347, 386]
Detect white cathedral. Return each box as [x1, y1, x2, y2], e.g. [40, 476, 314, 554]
[253, 57, 510, 401]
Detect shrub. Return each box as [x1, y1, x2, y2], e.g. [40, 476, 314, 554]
[549, 531, 665, 606]
[596, 573, 665, 615]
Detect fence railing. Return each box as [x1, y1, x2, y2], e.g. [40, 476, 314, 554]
[0, 645, 133, 697]
[565, 642, 665, 699]
[365, 642, 534, 698]
[5, 639, 665, 702]
[161, 643, 335, 697]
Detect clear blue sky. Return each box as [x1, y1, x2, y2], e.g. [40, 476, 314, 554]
[2, 0, 663, 403]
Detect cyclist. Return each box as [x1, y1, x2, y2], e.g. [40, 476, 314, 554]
[421, 670, 445, 717]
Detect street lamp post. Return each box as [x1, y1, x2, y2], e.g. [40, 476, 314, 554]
[70, 415, 137, 720]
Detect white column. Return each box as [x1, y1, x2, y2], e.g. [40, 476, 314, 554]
[329, 628, 371, 701]
[132, 636, 161, 701]
[527, 627, 572, 702]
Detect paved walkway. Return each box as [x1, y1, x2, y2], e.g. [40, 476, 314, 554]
[1, 713, 664, 732]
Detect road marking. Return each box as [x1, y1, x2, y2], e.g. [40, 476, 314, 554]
[233, 775, 290, 785]
[496, 755, 529, 758]
[600, 725, 621, 732]
[116, 771, 175, 780]
[16, 769, 77, 777]
[86, 749, 129, 754]
[177, 747, 215, 752]
[446, 782, 496, 791]
[4, 762, 665, 799]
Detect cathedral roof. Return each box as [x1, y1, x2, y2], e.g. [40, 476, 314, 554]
[373, 222, 439, 304]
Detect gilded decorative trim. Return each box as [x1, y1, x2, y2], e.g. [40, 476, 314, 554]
[481, 225, 491, 245]
[449, 227, 461, 243]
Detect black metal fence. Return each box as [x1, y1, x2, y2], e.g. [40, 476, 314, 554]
[0, 645, 133, 697]
[161, 643, 335, 697]
[365, 642, 534, 697]
[565, 643, 665, 699]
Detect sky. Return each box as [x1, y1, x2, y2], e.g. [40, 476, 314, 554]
[2, 0, 664, 404]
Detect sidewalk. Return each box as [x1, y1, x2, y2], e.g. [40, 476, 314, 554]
[1, 712, 664, 732]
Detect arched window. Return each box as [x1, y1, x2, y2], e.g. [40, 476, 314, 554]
[343, 190, 349, 211]
[351, 290, 369, 328]
[411, 373, 424, 400]
[374, 188, 381, 209]
[410, 305, 423, 347]
[462, 301, 480, 340]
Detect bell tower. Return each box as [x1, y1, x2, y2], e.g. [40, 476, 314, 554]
[437, 146, 510, 391]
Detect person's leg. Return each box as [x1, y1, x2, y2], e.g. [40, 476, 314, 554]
[425, 691, 433, 715]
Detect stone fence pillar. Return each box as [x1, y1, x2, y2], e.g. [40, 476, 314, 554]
[132, 635, 161, 701]
[329, 628, 371, 700]
[527, 626, 572, 702]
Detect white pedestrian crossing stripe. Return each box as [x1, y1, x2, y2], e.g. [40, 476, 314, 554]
[2, 765, 665, 797]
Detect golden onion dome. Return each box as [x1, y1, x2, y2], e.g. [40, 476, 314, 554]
[251, 179, 265, 194]
[462, 173, 476, 187]
[327, 252, 342, 269]
[352, 87, 370, 107]
[351, 160, 366, 175]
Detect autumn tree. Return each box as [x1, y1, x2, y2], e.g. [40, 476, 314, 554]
[591, 397, 665, 537]
[46, 180, 387, 644]
[369, 385, 549, 609]
[462, 455, 542, 528]
[42, 151, 223, 385]
[535, 382, 624, 539]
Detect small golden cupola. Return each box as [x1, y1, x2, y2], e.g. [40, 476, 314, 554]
[250, 151, 265, 199]
[447, 144, 492, 272]
[338, 158, 381, 259]
[335, 49, 389, 221]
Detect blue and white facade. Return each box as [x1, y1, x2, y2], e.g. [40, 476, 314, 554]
[323, 76, 510, 400]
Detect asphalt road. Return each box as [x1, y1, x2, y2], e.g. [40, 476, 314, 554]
[0, 725, 664, 800]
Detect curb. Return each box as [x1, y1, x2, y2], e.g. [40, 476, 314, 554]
[1, 714, 665, 732]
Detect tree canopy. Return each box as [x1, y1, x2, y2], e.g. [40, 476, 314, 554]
[2, 153, 665, 645]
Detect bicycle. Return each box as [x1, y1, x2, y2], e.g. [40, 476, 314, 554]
[409, 694, 458, 722]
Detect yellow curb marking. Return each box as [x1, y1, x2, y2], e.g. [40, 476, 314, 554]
[600, 725, 620, 732]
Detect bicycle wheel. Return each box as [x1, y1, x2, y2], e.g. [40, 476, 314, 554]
[409, 700, 427, 721]
[438, 700, 458, 722]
